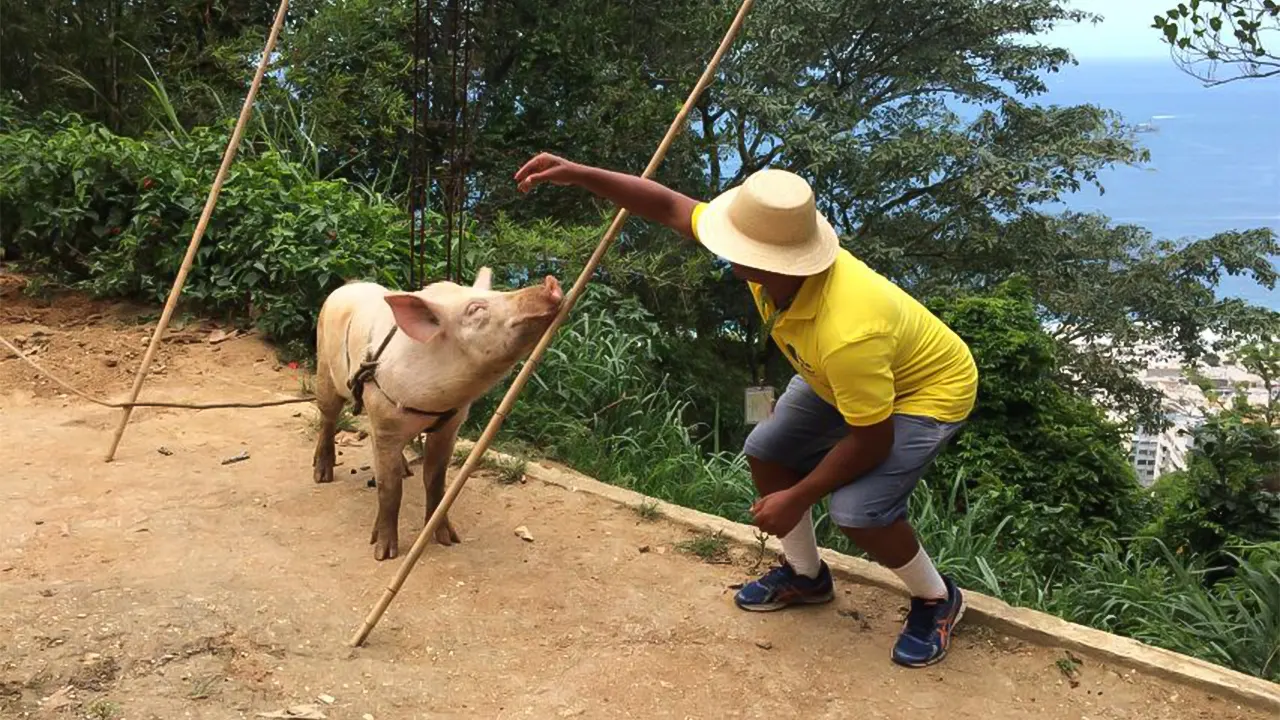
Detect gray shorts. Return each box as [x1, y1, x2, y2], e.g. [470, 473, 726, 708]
[743, 375, 965, 529]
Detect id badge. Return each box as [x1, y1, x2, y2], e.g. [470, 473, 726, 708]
[743, 385, 776, 426]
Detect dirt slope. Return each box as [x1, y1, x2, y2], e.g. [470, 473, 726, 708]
[0, 277, 1267, 720]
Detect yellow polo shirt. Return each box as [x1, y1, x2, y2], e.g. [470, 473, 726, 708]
[692, 203, 977, 426]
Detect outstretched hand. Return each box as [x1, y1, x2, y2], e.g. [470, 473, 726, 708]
[514, 152, 581, 193]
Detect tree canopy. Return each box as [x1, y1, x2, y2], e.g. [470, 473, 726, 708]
[1153, 0, 1280, 83]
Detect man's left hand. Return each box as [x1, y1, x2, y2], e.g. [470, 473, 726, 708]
[750, 488, 807, 537]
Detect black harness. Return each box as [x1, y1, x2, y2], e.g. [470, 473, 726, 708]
[347, 326, 458, 433]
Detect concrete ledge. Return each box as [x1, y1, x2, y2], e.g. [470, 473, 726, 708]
[456, 441, 1280, 712]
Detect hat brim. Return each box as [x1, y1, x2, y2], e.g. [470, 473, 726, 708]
[694, 187, 839, 276]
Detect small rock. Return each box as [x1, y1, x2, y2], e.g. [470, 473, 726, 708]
[157, 446, 174, 456]
[39, 589, 54, 598]
[363, 714, 375, 720]
[366, 478, 376, 488]
[34, 520, 44, 526]
[336, 432, 365, 448]
[221, 451, 251, 466]
[360, 465, 371, 471]
[755, 640, 773, 650]
[39, 685, 75, 710]
[207, 329, 238, 345]
[2, 565, 13, 572]
[255, 705, 326, 720]
[317, 694, 336, 705]
[727, 582, 744, 590]
[638, 545, 650, 553]
[102, 357, 118, 368]
[514, 526, 534, 542]
[351, 469, 358, 475]
[558, 708, 585, 717]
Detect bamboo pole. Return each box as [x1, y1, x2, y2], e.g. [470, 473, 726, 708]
[104, 0, 291, 462]
[349, 0, 757, 648]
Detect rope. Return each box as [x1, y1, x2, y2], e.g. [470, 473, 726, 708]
[0, 331, 314, 411]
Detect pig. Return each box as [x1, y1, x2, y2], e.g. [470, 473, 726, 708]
[311, 267, 564, 560]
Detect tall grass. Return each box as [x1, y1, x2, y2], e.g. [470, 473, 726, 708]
[477, 286, 1280, 682]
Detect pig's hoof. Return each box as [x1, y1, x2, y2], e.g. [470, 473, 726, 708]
[370, 528, 399, 560]
[433, 520, 461, 546]
[313, 463, 334, 484]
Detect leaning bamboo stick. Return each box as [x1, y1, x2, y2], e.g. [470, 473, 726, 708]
[349, 0, 757, 648]
[104, 0, 291, 462]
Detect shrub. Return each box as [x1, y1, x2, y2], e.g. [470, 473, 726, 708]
[0, 111, 425, 352]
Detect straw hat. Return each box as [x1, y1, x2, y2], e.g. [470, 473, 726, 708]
[694, 169, 839, 276]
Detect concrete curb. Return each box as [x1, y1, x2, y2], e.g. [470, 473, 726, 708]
[456, 441, 1280, 712]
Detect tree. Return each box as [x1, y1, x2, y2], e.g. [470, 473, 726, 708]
[0, 0, 277, 133]
[926, 279, 1146, 575]
[1147, 317, 1280, 573]
[1153, 1, 1280, 84]
[1146, 409, 1280, 569]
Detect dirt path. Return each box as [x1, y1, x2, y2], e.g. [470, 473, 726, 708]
[0, 278, 1267, 720]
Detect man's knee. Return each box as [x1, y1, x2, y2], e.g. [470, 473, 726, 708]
[828, 482, 913, 529]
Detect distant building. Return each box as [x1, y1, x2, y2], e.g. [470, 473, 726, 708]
[1129, 420, 1194, 487]
[1066, 331, 1270, 485]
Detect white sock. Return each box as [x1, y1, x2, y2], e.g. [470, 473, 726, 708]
[891, 546, 948, 600]
[780, 509, 823, 578]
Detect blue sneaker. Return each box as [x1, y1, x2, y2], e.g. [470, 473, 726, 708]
[733, 560, 834, 612]
[891, 575, 965, 667]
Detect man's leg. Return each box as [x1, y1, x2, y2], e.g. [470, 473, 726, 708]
[734, 376, 849, 611]
[829, 414, 965, 668]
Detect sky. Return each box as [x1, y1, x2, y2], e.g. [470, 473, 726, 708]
[1037, 0, 1178, 59]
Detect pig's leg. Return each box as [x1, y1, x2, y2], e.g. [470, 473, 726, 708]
[422, 417, 465, 546]
[311, 363, 343, 485]
[369, 428, 410, 561]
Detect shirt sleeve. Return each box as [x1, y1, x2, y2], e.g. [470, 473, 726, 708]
[690, 202, 709, 241]
[821, 334, 896, 426]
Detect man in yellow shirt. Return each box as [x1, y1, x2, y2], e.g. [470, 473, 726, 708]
[515, 153, 978, 668]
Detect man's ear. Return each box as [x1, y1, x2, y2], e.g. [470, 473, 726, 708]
[472, 267, 493, 291]
[384, 293, 443, 343]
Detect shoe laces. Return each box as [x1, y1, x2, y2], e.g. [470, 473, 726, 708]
[904, 596, 943, 637]
[757, 560, 798, 589]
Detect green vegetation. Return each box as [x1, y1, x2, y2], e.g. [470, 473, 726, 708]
[1154, 1, 1280, 83]
[635, 500, 662, 522]
[676, 531, 732, 564]
[2, 0, 1278, 681]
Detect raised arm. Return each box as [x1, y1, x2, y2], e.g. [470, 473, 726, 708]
[515, 153, 701, 239]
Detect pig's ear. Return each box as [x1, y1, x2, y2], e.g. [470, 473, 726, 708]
[472, 267, 493, 291]
[384, 293, 443, 343]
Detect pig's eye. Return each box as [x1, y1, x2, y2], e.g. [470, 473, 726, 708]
[465, 302, 486, 318]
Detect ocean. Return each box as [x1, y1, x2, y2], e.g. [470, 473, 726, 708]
[1036, 58, 1279, 310]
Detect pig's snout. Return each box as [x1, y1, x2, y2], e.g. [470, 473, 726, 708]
[543, 275, 564, 305]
